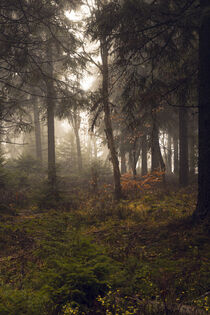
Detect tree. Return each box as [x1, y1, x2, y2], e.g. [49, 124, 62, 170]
[86, 0, 123, 199]
[193, 0, 210, 220]
[45, 42, 57, 191]
[68, 109, 83, 172]
[101, 35, 122, 198]
[32, 95, 43, 164]
[141, 134, 148, 176]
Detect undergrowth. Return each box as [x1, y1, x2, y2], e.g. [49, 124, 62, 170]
[0, 187, 209, 314]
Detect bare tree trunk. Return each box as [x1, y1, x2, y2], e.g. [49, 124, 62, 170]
[151, 110, 165, 172]
[69, 110, 83, 172]
[120, 135, 126, 174]
[189, 116, 196, 177]
[130, 139, 140, 178]
[194, 0, 210, 220]
[75, 130, 82, 172]
[189, 132, 195, 177]
[101, 39, 122, 199]
[141, 134, 148, 176]
[151, 117, 160, 171]
[173, 135, 179, 175]
[167, 134, 172, 174]
[46, 43, 56, 192]
[33, 97, 43, 164]
[120, 150, 127, 174]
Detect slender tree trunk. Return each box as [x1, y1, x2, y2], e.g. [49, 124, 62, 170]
[130, 139, 140, 178]
[128, 152, 133, 172]
[74, 128, 82, 172]
[194, 0, 210, 220]
[131, 150, 137, 178]
[33, 97, 43, 164]
[46, 44, 56, 192]
[120, 151, 126, 174]
[101, 39, 122, 199]
[141, 134, 148, 176]
[162, 132, 167, 165]
[151, 114, 160, 171]
[173, 135, 179, 175]
[120, 135, 126, 174]
[157, 138, 166, 173]
[167, 134, 172, 174]
[69, 110, 83, 172]
[179, 104, 189, 187]
[151, 111, 165, 172]
[189, 115, 197, 177]
[189, 132, 195, 177]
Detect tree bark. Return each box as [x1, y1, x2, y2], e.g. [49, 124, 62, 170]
[173, 135, 179, 175]
[33, 97, 43, 164]
[151, 113, 160, 171]
[151, 110, 165, 172]
[69, 110, 83, 172]
[141, 134, 148, 176]
[120, 150, 127, 174]
[120, 134, 126, 174]
[167, 134, 172, 174]
[75, 129, 82, 172]
[189, 131, 196, 177]
[130, 139, 140, 178]
[179, 104, 189, 187]
[101, 39, 122, 199]
[46, 43, 56, 192]
[194, 0, 210, 220]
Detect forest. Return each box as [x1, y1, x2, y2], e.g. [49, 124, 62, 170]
[0, 0, 210, 314]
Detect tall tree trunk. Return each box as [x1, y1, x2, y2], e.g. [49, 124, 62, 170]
[151, 114, 160, 171]
[173, 135, 179, 175]
[128, 152, 133, 172]
[33, 97, 43, 164]
[151, 111, 165, 172]
[167, 134, 172, 174]
[189, 131, 195, 177]
[101, 39, 122, 199]
[130, 139, 140, 178]
[194, 0, 210, 220]
[120, 150, 127, 174]
[179, 104, 189, 187]
[120, 135, 126, 174]
[46, 44, 56, 192]
[69, 110, 82, 172]
[75, 128, 82, 172]
[141, 134, 148, 176]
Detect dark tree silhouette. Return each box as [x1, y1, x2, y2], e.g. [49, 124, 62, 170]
[194, 0, 210, 220]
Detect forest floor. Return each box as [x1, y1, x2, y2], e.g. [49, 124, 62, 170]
[0, 185, 210, 314]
